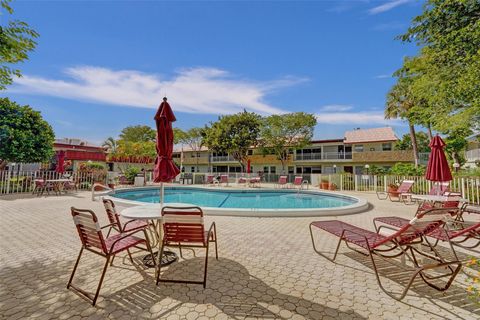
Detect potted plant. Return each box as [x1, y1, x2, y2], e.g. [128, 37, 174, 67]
[387, 183, 399, 194]
[320, 178, 330, 190]
[328, 183, 337, 191]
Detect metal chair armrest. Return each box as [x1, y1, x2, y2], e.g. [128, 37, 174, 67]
[108, 229, 145, 254]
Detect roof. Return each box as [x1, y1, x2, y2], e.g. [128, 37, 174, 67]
[344, 127, 398, 144]
[310, 139, 344, 144]
[173, 145, 209, 153]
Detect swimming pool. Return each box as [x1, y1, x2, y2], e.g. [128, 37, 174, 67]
[109, 186, 368, 217]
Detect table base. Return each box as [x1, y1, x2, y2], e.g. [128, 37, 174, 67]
[142, 250, 178, 268]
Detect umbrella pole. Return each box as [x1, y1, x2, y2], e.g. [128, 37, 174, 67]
[160, 182, 164, 207]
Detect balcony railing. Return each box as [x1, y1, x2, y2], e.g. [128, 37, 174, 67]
[294, 152, 352, 161]
[210, 155, 236, 162]
[466, 148, 480, 161]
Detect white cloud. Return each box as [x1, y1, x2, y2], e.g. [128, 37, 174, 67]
[368, 0, 411, 15]
[315, 107, 402, 126]
[319, 104, 353, 112]
[374, 74, 392, 79]
[11, 66, 308, 115]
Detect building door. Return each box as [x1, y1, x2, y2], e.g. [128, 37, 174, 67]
[344, 166, 353, 174]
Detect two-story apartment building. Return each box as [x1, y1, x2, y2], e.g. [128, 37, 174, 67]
[175, 127, 417, 174]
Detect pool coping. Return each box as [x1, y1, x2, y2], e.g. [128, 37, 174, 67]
[105, 185, 369, 217]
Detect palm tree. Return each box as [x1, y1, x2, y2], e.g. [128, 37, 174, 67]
[102, 137, 118, 154]
[385, 80, 420, 167]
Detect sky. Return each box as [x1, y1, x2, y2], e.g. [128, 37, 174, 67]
[2, 0, 424, 144]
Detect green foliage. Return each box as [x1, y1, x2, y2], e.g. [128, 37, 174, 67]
[123, 165, 141, 183]
[203, 111, 261, 170]
[102, 137, 118, 153]
[368, 165, 389, 175]
[114, 140, 156, 158]
[173, 127, 187, 145]
[259, 112, 317, 170]
[395, 131, 430, 153]
[119, 125, 156, 142]
[0, 0, 39, 90]
[0, 98, 54, 165]
[398, 0, 480, 133]
[444, 127, 472, 166]
[389, 163, 426, 176]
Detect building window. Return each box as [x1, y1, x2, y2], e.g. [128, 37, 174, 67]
[191, 167, 195, 173]
[288, 166, 294, 174]
[382, 143, 392, 151]
[247, 149, 253, 155]
[354, 145, 364, 152]
[270, 166, 276, 174]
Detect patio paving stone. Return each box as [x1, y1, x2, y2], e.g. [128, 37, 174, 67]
[0, 190, 478, 319]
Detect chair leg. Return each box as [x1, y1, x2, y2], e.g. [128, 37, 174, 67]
[126, 249, 134, 264]
[156, 242, 165, 285]
[309, 224, 343, 262]
[204, 242, 210, 288]
[92, 256, 110, 306]
[67, 247, 84, 289]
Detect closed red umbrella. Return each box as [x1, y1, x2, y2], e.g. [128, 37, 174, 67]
[56, 151, 65, 174]
[153, 97, 180, 206]
[247, 159, 251, 174]
[425, 135, 452, 194]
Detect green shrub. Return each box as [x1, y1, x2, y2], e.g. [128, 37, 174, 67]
[124, 166, 141, 183]
[389, 163, 426, 176]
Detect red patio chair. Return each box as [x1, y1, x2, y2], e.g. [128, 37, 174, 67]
[156, 206, 218, 288]
[376, 180, 415, 203]
[219, 174, 229, 186]
[374, 206, 479, 257]
[205, 175, 215, 186]
[102, 198, 149, 237]
[291, 176, 308, 190]
[275, 175, 288, 189]
[67, 207, 154, 305]
[310, 208, 461, 300]
[33, 179, 57, 196]
[248, 176, 261, 188]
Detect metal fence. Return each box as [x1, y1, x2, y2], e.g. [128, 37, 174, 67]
[0, 170, 103, 195]
[2, 170, 479, 205]
[175, 172, 480, 205]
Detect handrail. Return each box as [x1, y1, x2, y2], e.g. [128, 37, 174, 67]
[91, 183, 114, 201]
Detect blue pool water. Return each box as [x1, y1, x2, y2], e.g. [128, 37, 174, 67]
[112, 187, 357, 209]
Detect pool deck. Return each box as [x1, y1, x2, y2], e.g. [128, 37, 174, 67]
[0, 189, 478, 319]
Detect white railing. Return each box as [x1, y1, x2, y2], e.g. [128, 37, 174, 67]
[0, 170, 105, 195]
[210, 155, 236, 162]
[3, 170, 479, 205]
[466, 148, 480, 161]
[294, 152, 352, 161]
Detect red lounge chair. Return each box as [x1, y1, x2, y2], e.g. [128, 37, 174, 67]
[220, 174, 229, 186]
[429, 182, 450, 195]
[156, 206, 218, 288]
[102, 199, 149, 237]
[291, 176, 308, 190]
[237, 176, 248, 185]
[249, 177, 261, 188]
[67, 207, 154, 306]
[310, 208, 461, 300]
[275, 175, 288, 189]
[374, 207, 480, 256]
[205, 175, 215, 186]
[376, 180, 415, 203]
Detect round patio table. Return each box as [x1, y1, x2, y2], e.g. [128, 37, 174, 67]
[120, 203, 192, 270]
[411, 194, 467, 203]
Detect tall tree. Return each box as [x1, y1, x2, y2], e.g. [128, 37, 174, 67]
[385, 78, 420, 167]
[0, 0, 39, 90]
[395, 131, 430, 153]
[203, 111, 261, 172]
[119, 125, 156, 142]
[259, 112, 317, 172]
[398, 0, 480, 133]
[102, 137, 118, 153]
[0, 98, 54, 169]
[177, 127, 204, 172]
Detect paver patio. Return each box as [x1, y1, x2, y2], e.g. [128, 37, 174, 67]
[0, 190, 478, 319]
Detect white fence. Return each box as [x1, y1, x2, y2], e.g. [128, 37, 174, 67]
[2, 170, 479, 205]
[174, 172, 480, 205]
[0, 170, 104, 195]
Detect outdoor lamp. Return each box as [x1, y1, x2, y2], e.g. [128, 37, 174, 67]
[365, 164, 370, 174]
[333, 164, 337, 174]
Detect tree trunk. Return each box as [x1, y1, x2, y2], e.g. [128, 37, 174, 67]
[0, 160, 7, 170]
[409, 122, 419, 168]
[427, 123, 433, 140]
